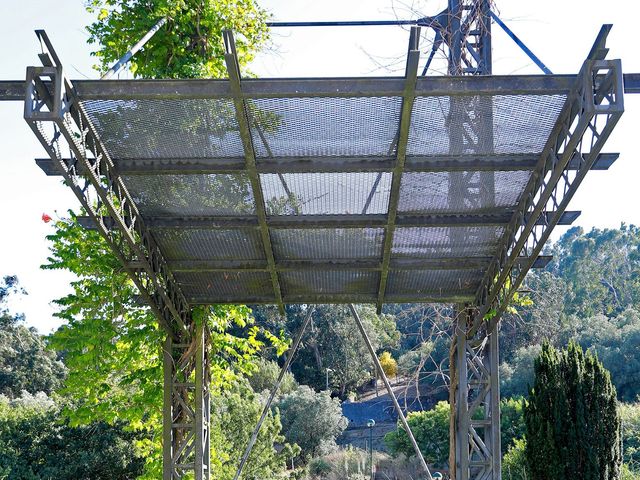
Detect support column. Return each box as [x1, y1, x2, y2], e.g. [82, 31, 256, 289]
[163, 322, 210, 480]
[451, 307, 501, 480]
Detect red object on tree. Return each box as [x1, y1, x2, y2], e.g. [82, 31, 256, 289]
[41, 213, 52, 223]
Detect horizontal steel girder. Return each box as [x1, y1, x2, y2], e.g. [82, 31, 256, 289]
[5, 73, 640, 102]
[34, 152, 619, 175]
[124, 255, 552, 273]
[75, 210, 580, 229]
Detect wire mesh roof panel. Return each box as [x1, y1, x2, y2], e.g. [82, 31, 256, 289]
[392, 226, 505, 258]
[398, 171, 532, 214]
[260, 172, 392, 215]
[271, 228, 385, 260]
[153, 228, 265, 261]
[65, 77, 580, 305]
[247, 97, 402, 158]
[82, 99, 244, 159]
[407, 94, 566, 155]
[123, 174, 255, 216]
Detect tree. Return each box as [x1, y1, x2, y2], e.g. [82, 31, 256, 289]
[209, 381, 299, 480]
[275, 386, 348, 460]
[253, 304, 400, 396]
[0, 392, 144, 479]
[499, 344, 542, 399]
[85, 0, 269, 78]
[0, 276, 66, 398]
[45, 214, 283, 478]
[41, 2, 276, 476]
[525, 341, 621, 480]
[247, 357, 298, 396]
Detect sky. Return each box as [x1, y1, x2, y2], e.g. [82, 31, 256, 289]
[1, 0, 639, 332]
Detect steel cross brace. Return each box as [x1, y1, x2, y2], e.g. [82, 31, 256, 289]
[23, 31, 211, 480]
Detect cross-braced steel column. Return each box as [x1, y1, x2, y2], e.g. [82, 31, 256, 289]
[163, 323, 210, 479]
[444, 1, 500, 478]
[450, 309, 500, 480]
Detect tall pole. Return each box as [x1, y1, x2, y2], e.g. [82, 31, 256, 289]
[102, 17, 167, 79]
[367, 419, 376, 479]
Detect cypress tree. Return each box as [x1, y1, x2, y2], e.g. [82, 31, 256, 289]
[524, 341, 621, 479]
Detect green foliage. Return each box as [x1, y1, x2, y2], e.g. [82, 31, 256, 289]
[383, 398, 527, 469]
[551, 225, 640, 317]
[500, 345, 542, 399]
[0, 276, 66, 398]
[500, 397, 526, 454]
[85, 0, 269, 78]
[210, 380, 299, 480]
[620, 403, 640, 472]
[0, 392, 144, 479]
[276, 386, 348, 460]
[247, 358, 298, 396]
[571, 309, 640, 402]
[44, 214, 284, 477]
[502, 438, 529, 480]
[384, 401, 450, 467]
[525, 341, 621, 480]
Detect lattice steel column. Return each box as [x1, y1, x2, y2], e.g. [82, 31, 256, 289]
[451, 309, 500, 480]
[163, 323, 210, 480]
[445, 2, 500, 478]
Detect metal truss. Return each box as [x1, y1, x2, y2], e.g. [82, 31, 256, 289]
[23, 31, 208, 479]
[450, 308, 500, 479]
[470, 25, 625, 339]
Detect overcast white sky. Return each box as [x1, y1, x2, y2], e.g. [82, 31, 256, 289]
[1, 0, 639, 332]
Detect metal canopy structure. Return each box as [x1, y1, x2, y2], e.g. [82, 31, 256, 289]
[13, 42, 622, 311]
[2, 1, 633, 478]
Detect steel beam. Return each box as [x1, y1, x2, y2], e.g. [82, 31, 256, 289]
[348, 304, 434, 480]
[34, 152, 620, 175]
[223, 30, 284, 313]
[126, 255, 552, 273]
[233, 306, 315, 480]
[74, 210, 581, 230]
[376, 27, 421, 312]
[5, 73, 640, 102]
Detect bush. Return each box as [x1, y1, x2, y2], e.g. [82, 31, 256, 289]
[525, 341, 621, 480]
[384, 401, 449, 467]
[379, 352, 398, 378]
[502, 438, 528, 480]
[276, 386, 348, 460]
[0, 392, 144, 479]
[621, 403, 640, 472]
